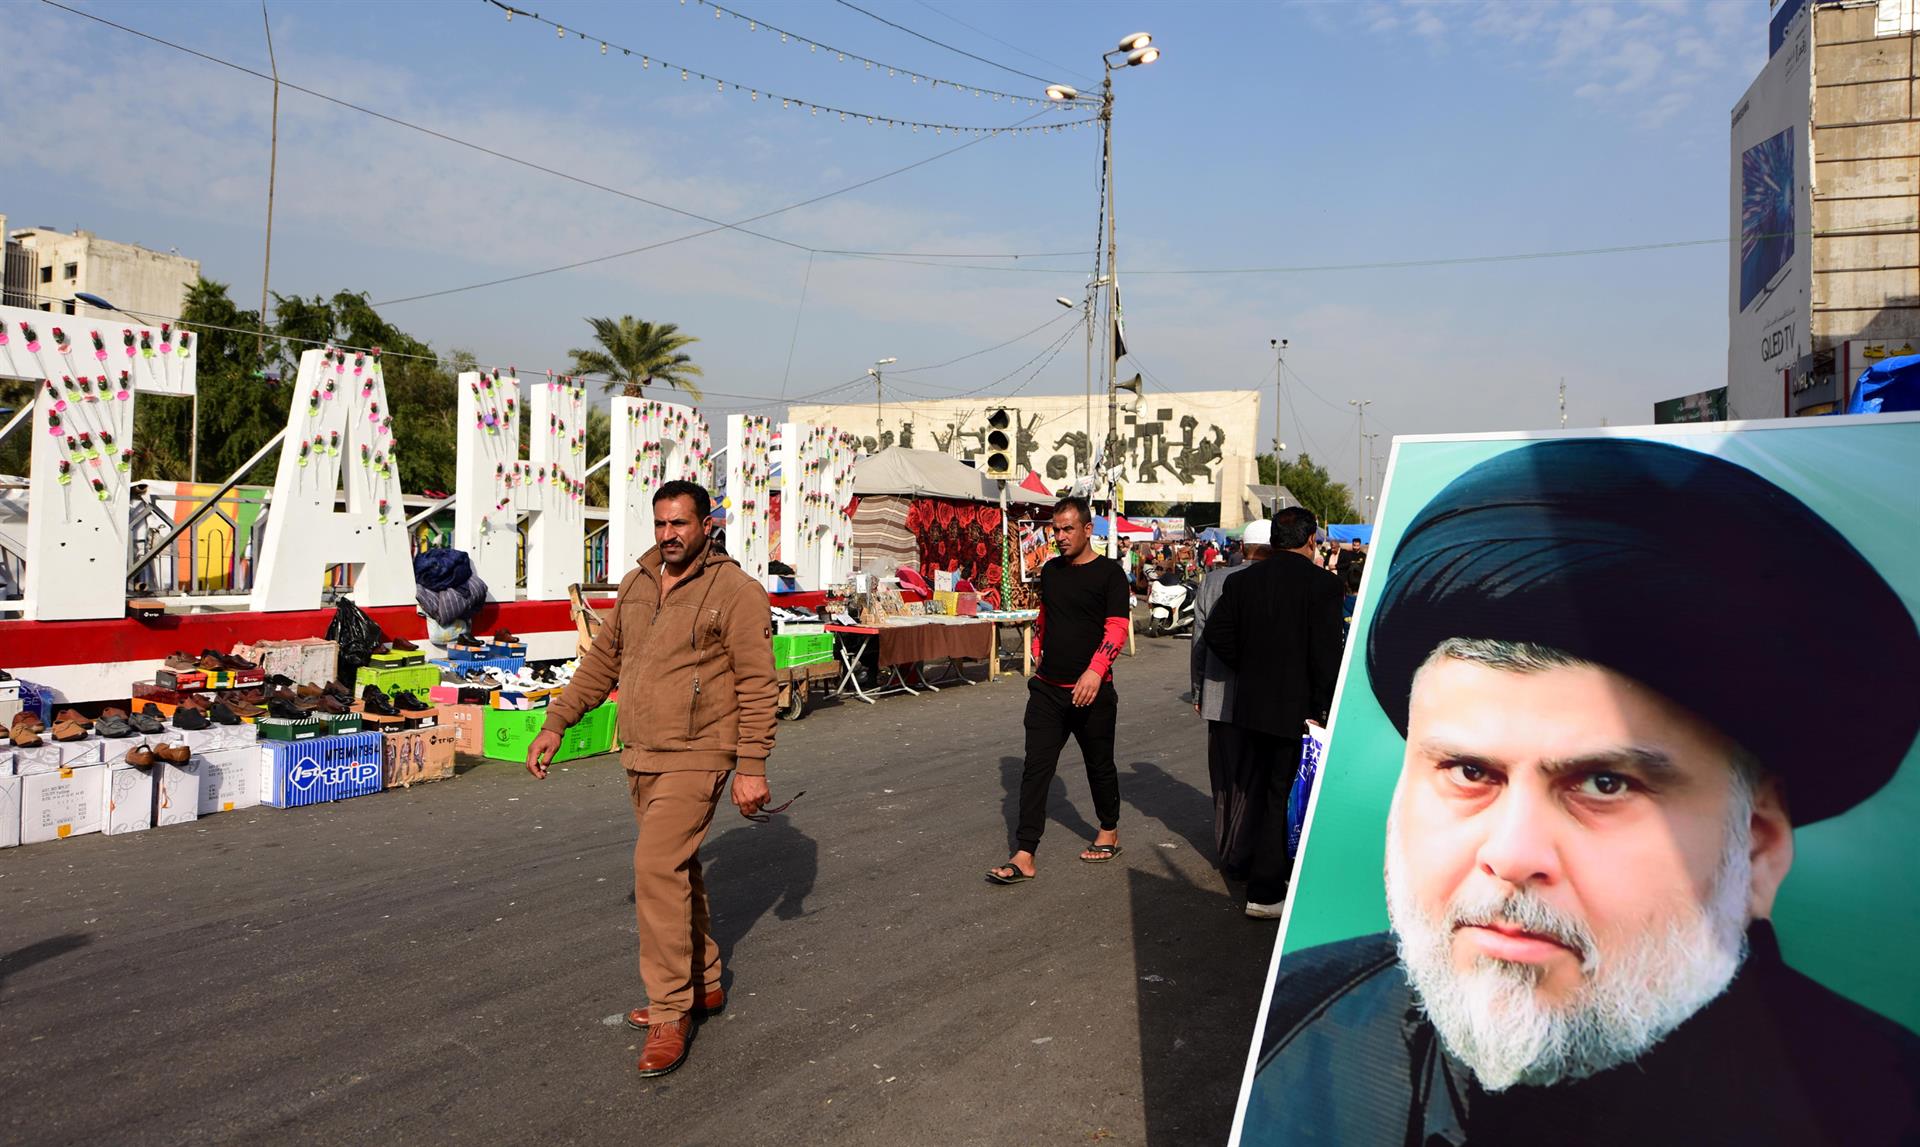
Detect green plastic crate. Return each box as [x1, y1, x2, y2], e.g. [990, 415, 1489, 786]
[483, 701, 618, 763]
[355, 664, 441, 696]
[773, 632, 835, 669]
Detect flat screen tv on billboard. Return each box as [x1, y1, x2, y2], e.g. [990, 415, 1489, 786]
[1740, 127, 1796, 312]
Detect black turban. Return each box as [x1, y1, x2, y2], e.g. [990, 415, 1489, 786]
[1365, 437, 1919, 824]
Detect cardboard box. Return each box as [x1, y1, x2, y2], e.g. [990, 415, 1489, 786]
[319, 713, 364, 735]
[402, 708, 439, 730]
[369, 649, 426, 668]
[20, 764, 105, 843]
[354, 664, 440, 696]
[155, 668, 207, 691]
[483, 702, 616, 764]
[381, 725, 457, 788]
[773, 632, 835, 669]
[233, 639, 338, 687]
[258, 717, 327, 742]
[102, 763, 156, 836]
[261, 732, 383, 809]
[196, 746, 261, 814]
[181, 723, 260, 753]
[153, 760, 200, 828]
[442, 705, 488, 755]
[15, 739, 105, 775]
[0, 774, 20, 848]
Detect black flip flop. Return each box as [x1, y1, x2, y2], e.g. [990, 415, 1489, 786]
[1080, 844, 1123, 864]
[986, 863, 1036, 885]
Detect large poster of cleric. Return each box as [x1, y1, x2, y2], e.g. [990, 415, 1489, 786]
[1232, 415, 1920, 1146]
[787, 390, 1259, 509]
[1725, 0, 1812, 421]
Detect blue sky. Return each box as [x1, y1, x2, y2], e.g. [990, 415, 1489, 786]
[3, 0, 1765, 499]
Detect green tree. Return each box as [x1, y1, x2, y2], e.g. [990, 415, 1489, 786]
[1256, 452, 1359, 526]
[569, 316, 704, 400]
[168, 277, 275, 484]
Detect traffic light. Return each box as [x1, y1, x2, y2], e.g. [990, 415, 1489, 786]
[984, 407, 1014, 479]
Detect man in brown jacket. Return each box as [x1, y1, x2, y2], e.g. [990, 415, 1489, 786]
[527, 479, 779, 1078]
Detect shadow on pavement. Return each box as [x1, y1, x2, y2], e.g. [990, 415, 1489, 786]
[0, 933, 91, 997]
[701, 818, 819, 965]
[1130, 861, 1270, 1147]
[997, 755, 1099, 857]
[1123, 757, 1220, 865]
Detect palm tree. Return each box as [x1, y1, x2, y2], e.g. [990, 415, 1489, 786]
[569, 316, 705, 400]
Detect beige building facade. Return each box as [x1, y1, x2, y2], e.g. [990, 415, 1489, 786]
[2, 215, 199, 322]
[790, 389, 1264, 527]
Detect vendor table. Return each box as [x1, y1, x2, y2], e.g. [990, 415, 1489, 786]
[827, 621, 995, 703]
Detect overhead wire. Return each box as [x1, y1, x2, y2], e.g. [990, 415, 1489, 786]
[484, 0, 1094, 134]
[886, 308, 1079, 375]
[831, 0, 1059, 86]
[686, 0, 1067, 107]
[907, 0, 1100, 87]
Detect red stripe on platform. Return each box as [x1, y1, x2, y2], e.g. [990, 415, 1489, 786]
[0, 598, 614, 668]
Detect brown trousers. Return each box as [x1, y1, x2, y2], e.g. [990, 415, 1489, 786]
[627, 769, 731, 1025]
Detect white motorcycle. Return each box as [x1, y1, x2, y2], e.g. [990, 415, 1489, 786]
[1146, 578, 1196, 638]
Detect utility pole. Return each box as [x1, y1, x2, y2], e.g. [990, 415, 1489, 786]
[868, 357, 896, 445]
[1348, 398, 1372, 523]
[1270, 338, 1287, 462]
[1559, 377, 1567, 429]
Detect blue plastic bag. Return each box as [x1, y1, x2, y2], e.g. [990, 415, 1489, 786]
[1288, 723, 1329, 858]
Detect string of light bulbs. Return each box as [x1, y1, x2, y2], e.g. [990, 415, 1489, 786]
[485, 0, 1097, 137]
[685, 0, 1066, 108]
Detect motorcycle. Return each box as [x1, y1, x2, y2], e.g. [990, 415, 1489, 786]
[1146, 578, 1196, 638]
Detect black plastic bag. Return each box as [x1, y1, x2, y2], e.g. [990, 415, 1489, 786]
[326, 597, 387, 682]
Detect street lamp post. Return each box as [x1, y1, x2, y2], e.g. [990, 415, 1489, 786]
[868, 357, 896, 445]
[1270, 337, 1288, 460]
[1348, 398, 1372, 523]
[1047, 33, 1159, 555]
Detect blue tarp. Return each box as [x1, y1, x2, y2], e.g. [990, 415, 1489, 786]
[1198, 527, 1230, 546]
[1844, 354, 1920, 415]
[1327, 524, 1373, 543]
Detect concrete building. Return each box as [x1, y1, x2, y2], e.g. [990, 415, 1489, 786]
[789, 389, 1265, 527]
[1, 214, 199, 322]
[1727, 0, 1920, 418]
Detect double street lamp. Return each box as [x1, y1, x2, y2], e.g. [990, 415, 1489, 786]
[1045, 33, 1160, 552]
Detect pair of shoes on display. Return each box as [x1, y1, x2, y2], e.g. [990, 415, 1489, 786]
[132, 705, 166, 735]
[95, 715, 135, 738]
[9, 714, 45, 746]
[172, 706, 211, 731]
[125, 743, 191, 767]
[360, 686, 400, 717]
[267, 693, 309, 721]
[49, 720, 89, 742]
[197, 649, 257, 671]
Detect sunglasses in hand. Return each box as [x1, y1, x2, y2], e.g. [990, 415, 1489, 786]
[743, 790, 806, 823]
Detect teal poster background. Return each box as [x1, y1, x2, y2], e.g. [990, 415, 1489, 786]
[1277, 417, 1920, 1033]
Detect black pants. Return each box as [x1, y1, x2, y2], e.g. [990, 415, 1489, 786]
[1016, 677, 1119, 855]
[1245, 728, 1305, 905]
[1208, 720, 1272, 879]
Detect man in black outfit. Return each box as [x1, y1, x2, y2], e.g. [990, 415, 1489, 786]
[988, 496, 1133, 884]
[1202, 506, 1346, 917]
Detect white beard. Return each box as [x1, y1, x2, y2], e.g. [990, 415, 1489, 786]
[1384, 801, 1752, 1091]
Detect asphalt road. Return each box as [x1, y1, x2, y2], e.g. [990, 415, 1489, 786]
[0, 636, 1277, 1146]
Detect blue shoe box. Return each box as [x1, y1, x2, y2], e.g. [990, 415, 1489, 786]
[260, 732, 384, 809]
[430, 655, 525, 675]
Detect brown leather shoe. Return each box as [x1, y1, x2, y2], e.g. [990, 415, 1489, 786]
[635, 1018, 693, 1077]
[9, 724, 42, 747]
[154, 742, 192, 764]
[124, 744, 157, 767]
[56, 708, 93, 728]
[625, 987, 726, 1031]
[101, 706, 130, 720]
[50, 720, 88, 742]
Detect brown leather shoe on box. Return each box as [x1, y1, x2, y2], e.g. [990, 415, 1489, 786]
[635, 1018, 693, 1078]
[50, 720, 88, 742]
[154, 743, 192, 764]
[55, 708, 93, 728]
[124, 744, 157, 767]
[626, 987, 726, 1031]
[9, 725, 42, 747]
[101, 706, 130, 720]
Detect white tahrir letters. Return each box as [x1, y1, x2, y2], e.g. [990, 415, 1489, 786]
[250, 347, 414, 611]
[451, 370, 588, 602]
[0, 302, 198, 621]
[609, 397, 714, 574]
[725, 414, 776, 584]
[776, 423, 861, 591]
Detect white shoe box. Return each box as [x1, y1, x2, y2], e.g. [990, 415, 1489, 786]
[196, 746, 261, 815]
[20, 764, 105, 843]
[181, 724, 259, 753]
[0, 774, 20, 848]
[14, 739, 104, 775]
[154, 760, 200, 827]
[102, 762, 156, 836]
